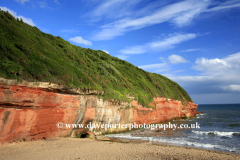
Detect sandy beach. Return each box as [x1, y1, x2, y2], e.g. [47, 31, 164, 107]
[0, 138, 239, 160]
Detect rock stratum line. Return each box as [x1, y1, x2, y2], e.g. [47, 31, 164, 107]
[0, 77, 199, 145]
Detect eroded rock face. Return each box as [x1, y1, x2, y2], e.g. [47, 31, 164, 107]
[131, 98, 199, 125]
[0, 84, 82, 144]
[0, 78, 199, 145]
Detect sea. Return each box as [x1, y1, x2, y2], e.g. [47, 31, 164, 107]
[106, 104, 240, 153]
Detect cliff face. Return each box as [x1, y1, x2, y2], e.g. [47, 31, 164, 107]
[0, 78, 199, 145]
[0, 11, 199, 146]
[0, 9, 194, 109]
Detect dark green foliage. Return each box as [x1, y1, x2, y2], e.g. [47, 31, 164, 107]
[0, 10, 193, 107]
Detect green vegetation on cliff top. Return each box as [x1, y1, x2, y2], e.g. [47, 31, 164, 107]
[0, 10, 193, 107]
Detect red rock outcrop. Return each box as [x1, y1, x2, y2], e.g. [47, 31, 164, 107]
[0, 78, 199, 145]
[131, 98, 199, 125]
[0, 85, 82, 144]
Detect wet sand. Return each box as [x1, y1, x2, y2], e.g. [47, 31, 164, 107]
[0, 138, 239, 160]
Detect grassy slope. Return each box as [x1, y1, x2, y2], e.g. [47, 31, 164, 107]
[0, 10, 193, 107]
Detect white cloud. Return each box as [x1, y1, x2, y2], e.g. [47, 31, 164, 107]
[171, 0, 209, 27]
[181, 48, 201, 52]
[139, 63, 167, 70]
[86, 0, 174, 22]
[120, 45, 146, 54]
[222, 85, 240, 91]
[69, 36, 92, 46]
[102, 50, 109, 54]
[92, 0, 209, 40]
[0, 6, 35, 26]
[15, 0, 30, 4]
[136, 54, 188, 74]
[207, 4, 240, 12]
[120, 33, 197, 54]
[17, 16, 35, 26]
[193, 52, 240, 73]
[87, 0, 141, 21]
[168, 54, 189, 64]
[116, 55, 128, 60]
[194, 58, 231, 72]
[169, 52, 240, 98]
[138, 62, 169, 73]
[170, 73, 240, 100]
[205, 0, 240, 12]
[148, 33, 196, 50]
[91, 0, 240, 40]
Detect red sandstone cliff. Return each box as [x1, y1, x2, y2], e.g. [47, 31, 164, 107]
[0, 77, 199, 145]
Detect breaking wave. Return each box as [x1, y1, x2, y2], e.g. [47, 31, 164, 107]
[192, 130, 240, 137]
[106, 133, 239, 153]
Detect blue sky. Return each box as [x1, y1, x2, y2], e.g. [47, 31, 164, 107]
[1, 0, 240, 104]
